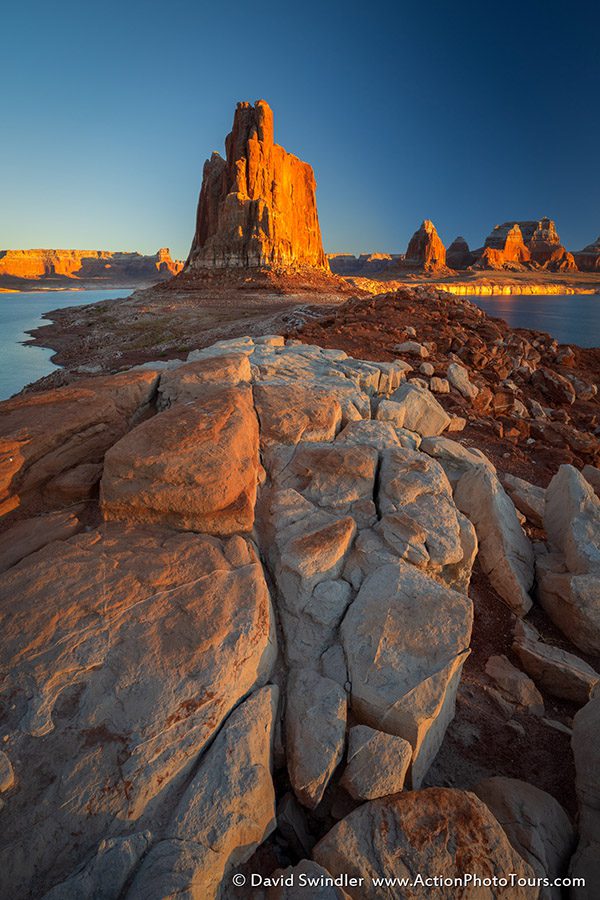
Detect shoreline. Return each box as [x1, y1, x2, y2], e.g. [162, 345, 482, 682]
[426, 283, 598, 296]
[346, 275, 600, 296]
[0, 283, 143, 294]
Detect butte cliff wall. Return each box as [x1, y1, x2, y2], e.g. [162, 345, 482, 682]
[186, 100, 328, 271]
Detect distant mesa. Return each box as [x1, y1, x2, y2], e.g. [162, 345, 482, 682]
[0, 248, 183, 291]
[186, 100, 328, 272]
[574, 235, 600, 272]
[327, 252, 403, 276]
[402, 219, 448, 273]
[472, 218, 576, 272]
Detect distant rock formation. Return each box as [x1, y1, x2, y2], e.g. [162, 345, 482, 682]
[328, 252, 403, 276]
[0, 248, 183, 291]
[474, 223, 531, 270]
[403, 220, 447, 272]
[573, 236, 600, 271]
[186, 100, 328, 271]
[520, 218, 577, 271]
[446, 236, 474, 270]
[474, 219, 577, 272]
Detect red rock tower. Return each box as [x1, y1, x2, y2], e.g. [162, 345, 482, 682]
[404, 220, 447, 272]
[186, 100, 329, 271]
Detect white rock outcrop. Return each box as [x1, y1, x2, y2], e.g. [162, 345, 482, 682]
[454, 466, 534, 614]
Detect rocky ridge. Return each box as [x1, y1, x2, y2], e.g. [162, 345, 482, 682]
[1, 294, 599, 897]
[329, 218, 597, 280]
[0, 248, 183, 291]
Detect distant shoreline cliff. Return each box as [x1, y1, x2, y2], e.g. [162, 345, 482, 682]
[0, 248, 183, 292]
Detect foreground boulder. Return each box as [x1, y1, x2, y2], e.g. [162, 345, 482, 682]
[474, 777, 575, 899]
[254, 381, 343, 447]
[503, 473, 545, 528]
[125, 686, 278, 900]
[485, 654, 544, 715]
[341, 561, 472, 787]
[313, 788, 539, 899]
[544, 464, 600, 575]
[537, 465, 600, 653]
[420, 436, 495, 487]
[376, 447, 477, 590]
[513, 620, 599, 705]
[454, 466, 534, 614]
[186, 100, 328, 270]
[156, 352, 252, 408]
[340, 726, 412, 801]
[570, 693, 600, 896]
[0, 525, 275, 897]
[0, 369, 158, 518]
[101, 385, 259, 534]
[384, 382, 451, 437]
[42, 833, 153, 900]
[286, 669, 346, 809]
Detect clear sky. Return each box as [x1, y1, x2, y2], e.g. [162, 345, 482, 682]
[1, 0, 599, 259]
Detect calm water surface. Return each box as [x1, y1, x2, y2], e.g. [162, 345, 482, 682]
[471, 294, 600, 348]
[0, 290, 130, 401]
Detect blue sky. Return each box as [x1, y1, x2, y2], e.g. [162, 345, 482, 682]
[1, 0, 599, 259]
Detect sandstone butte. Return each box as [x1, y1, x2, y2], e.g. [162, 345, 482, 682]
[402, 219, 448, 272]
[186, 99, 329, 271]
[0, 247, 183, 290]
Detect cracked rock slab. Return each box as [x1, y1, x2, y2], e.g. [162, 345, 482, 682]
[126, 686, 278, 900]
[101, 384, 259, 534]
[0, 369, 159, 518]
[513, 622, 599, 705]
[0, 525, 275, 898]
[454, 466, 534, 615]
[341, 561, 472, 787]
[286, 669, 347, 809]
[340, 725, 412, 801]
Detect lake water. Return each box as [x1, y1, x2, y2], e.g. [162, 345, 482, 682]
[1, 290, 598, 402]
[0, 289, 131, 401]
[471, 294, 600, 348]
